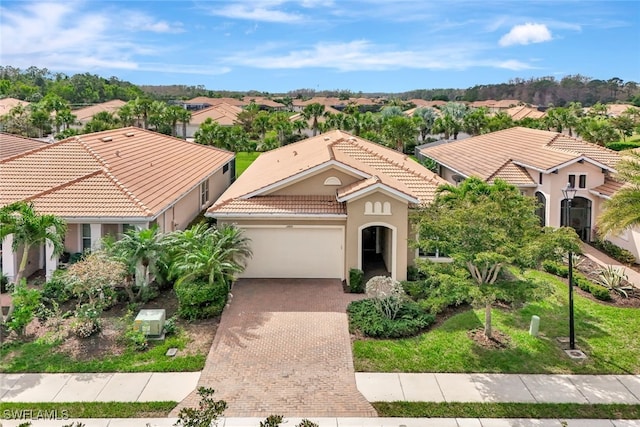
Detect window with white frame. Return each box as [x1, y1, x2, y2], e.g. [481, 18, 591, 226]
[81, 224, 91, 252]
[200, 180, 209, 206]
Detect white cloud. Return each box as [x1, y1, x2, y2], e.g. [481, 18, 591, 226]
[208, 3, 305, 23]
[225, 40, 534, 72]
[499, 23, 552, 46]
[123, 12, 185, 34]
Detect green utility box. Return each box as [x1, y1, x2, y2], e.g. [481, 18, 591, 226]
[134, 309, 166, 338]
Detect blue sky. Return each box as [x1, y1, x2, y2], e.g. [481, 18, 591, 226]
[1, 0, 639, 93]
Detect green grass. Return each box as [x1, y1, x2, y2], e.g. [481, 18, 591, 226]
[354, 270, 640, 374]
[235, 152, 260, 177]
[0, 333, 205, 373]
[373, 402, 640, 419]
[0, 402, 176, 419]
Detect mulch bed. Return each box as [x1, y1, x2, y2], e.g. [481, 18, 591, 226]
[468, 328, 512, 349]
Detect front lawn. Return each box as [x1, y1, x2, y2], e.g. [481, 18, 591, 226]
[353, 270, 640, 374]
[235, 152, 260, 177]
[0, 402, 175, 419]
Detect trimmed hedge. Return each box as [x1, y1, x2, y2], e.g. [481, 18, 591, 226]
[542, 261, 612, 301]
[591, 240, 637, 265]
[347, 298, 435, 338]
[606, 141, 640, 151]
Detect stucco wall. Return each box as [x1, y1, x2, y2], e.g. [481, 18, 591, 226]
[345, 191, 409, 281]
[269, 167, 361, 196]
[64, 223, 81, 253]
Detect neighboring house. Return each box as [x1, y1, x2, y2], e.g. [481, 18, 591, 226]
[420, 126, 639, 261]
[0, 97, 30, 116]
[71, 99, 127, 128]
[183, 103, 242, 139]
[505, 105, 546, 121]
[1, 127, 235, 281]
[206, 130, 447, 281]
[0, 132, 49, 160]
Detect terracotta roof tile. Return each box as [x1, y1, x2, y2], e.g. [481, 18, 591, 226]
[591, 178, 625, 199]
[213, 196, 345, 215]
[0, 132, 49, 160]
[0, 97, 29, 115]
[488, 161, 536, 185]
[208, 130, 446, 216]
[72, 100, 127, 122]
[421, 127, 620, 185]
[1, 127, 234, 220]
[190, 103, 242, 126]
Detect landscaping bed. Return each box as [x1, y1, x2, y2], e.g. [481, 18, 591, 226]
[0, 288, 216, 373]
[352, 270, 640, 374]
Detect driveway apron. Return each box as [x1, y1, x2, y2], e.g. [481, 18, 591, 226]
[172, 279, 376, 417]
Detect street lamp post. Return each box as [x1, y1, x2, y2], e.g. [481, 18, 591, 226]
[562, 182, 578, 350]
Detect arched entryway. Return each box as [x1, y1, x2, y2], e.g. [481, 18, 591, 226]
[561, 196, 592, 241]
[359, 223, 396, 282]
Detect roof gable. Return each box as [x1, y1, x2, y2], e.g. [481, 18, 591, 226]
[421, 127, 620, 185]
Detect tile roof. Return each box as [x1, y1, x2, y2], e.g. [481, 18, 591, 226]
[506, 105, 546, 120]
[72, 100, 127, 122]
[0, 97, 29, 115]
[213, 196, 346, 216]
[190, 103, 242, 126]
[488, 162, 536, 186]
[186, 97, 245, 107]
[420, 127, 620, 185]
[590, 178, 625, 199]
[0, 132, 49, 160]
[208, 130, 446, 217]
[1, 127, 234, 219]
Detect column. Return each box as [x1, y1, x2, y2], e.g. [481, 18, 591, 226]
[90, 223, 102, 250]
[2, 234, 16, 283]
[45, 232, 59, 281]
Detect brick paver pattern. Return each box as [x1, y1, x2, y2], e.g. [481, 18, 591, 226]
[172, 279, 377, 417]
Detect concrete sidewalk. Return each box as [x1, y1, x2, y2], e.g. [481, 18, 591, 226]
[2, 372, 640, 405]
[356, 373, 640, 404]
[0, 372, 200, 403]
[0, 418, 639, 426]
[582, 244, 640, 287]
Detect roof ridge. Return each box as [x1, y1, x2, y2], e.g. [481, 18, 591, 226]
[486, 159, 517, 181]
[74, 135, 112, 170]
[25, 169, 104, 201]
[0, 137, 59, 163]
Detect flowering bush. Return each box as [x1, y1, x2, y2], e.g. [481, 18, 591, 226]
[365, 276, 406, 320]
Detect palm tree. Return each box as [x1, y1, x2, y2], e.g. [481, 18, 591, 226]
[176, 107, 192, 139]
[168, 223, 251, 287]
[117, 103, 136, 127]
[0, 202, 66, 322]
[302, 103, 325, 136]
[111, 225, 163, 288]
[598, 151, 640, 237]
[413, 107, 438, 141]
[382, 116, 418, 152]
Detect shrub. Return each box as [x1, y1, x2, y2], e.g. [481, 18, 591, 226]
[71, 303, 102, 338]
[175, 386, 227, 427]
[590, 285, 613, 301]
[0, 271, 8, 293]
[7, 279, 42, 335]
[348, 298, 435, 338]
[42, 270, 72, 303]
[175, 279, 228, 320]
[542, 261, 569, 278]
[573, 272, 612, 301]
[365, 276, 406, 320]
[606, 141, 640, 151]
[260, 415, 284, 427]
[164, 315, 178, 335]
[404, 262, 472, 314]
[124, 326, 148, 351]
[348, 268, 364, 293]
[592, 239, 637, 265]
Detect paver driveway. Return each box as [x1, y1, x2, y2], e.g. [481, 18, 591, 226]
[173, 279, 376, 417]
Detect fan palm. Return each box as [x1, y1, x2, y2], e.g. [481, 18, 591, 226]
[598, 151, 640, 236]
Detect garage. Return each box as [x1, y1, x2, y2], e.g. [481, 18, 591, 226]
[239, 225, 344, 279]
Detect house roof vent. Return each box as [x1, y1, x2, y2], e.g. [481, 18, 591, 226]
[101, 136, 113, 142]
[125, 132, 135, 137]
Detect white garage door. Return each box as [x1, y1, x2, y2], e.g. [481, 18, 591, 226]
[239, 226, 344, 279]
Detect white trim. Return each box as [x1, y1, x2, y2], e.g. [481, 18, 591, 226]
[324, 176, 342, 186]
[358, 222, 397, 280]
[512, 156, 615, 175]
[242, 160, 369, 199]
[337, 183, 419, 204]
[588, 189, 611, 200]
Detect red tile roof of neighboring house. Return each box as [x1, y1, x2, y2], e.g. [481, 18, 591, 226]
[420, 127, 620, 186]
[189, 103, 242, 126]
[0, 132, 49, 160]
[0, 127, 234, 219]
[0, 97, 30, 115]
[208, 130, 446, 217]
[506, 105, 546, 120]
[72, 100, 127, 122]
[590, 178, 625, 199]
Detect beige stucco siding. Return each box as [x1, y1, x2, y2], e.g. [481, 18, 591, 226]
[269, 167, 362, 196]
[345, 191, 409, 281]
